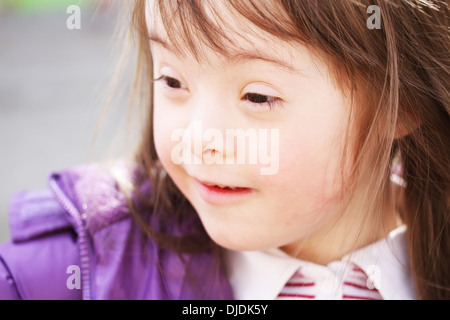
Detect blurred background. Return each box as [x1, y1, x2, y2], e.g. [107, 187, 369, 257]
[0, 0, 133, 242]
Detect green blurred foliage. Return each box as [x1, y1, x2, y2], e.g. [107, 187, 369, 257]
[1, 0, 91, 13]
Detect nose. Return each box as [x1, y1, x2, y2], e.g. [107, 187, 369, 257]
[183, 95, 235, 165]
[183, 121, 230, 166]
[183, 120, 215, 164]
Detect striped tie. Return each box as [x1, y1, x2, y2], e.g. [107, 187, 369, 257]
[277, 263, 383, 300]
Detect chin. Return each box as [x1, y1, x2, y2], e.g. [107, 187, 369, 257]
[214, 240, 260, 252]
[204, 226, 270, 252]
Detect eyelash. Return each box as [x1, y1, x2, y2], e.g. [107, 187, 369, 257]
[242, 93, 282, 110]
[153, 75, 186, 90]
[154, 75, 281, 110]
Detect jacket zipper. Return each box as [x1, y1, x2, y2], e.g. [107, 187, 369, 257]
[49, 178, 92, 300]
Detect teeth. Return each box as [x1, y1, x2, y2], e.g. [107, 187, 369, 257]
[215, 184, 237, 190]
[203, 182, 240, 190]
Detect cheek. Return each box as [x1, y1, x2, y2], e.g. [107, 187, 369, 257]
[263, 120, 348, 211]
[262, 157, 330, 221]
[297, 138, 338, 189]
[153, 102, 178, 170]
[249, 134, 346, 245]
[154, 128, 169, 161]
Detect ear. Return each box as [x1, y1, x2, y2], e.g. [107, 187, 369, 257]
[393, 122, 410, 139]
[394, 112, 421, 140]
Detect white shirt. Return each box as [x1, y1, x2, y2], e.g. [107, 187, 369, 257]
[225, 225, 417, 300]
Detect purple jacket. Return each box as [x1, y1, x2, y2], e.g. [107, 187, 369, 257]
[0, 163, 233, 300]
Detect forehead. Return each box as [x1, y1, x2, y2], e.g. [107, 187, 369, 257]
[144, 0, 300, 63]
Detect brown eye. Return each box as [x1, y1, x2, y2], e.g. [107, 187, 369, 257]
[242, 93, 281, 110]
[154, 75, 186, 89]
[244, 93, 272, 104]
[165, 76, 183, 89]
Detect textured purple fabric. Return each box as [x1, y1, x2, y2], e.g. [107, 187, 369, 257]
[0, 163, 233, 300]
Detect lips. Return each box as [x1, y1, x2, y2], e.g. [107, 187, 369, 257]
[194, 178, 254, 204]
[201, 182, 248, 191]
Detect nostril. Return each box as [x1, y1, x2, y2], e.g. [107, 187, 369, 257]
[203, 148, 223, 165]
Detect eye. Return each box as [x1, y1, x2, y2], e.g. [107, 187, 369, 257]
[242, 92, 281, 110]
[243, 93, 276, 104]
[241, 83, 283, 111]
[154, 75, 187, 90]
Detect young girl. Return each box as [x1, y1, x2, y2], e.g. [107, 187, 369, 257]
[0, 0, 448, 300]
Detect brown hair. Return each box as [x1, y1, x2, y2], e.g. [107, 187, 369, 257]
[119, 0, 449, 299]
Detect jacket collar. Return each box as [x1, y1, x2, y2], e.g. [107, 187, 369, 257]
[49, 162, 233, 300]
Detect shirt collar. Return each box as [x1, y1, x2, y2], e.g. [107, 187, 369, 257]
[225, 246, 304, 300]
[343, 225, 417, 299]
[225, 225, 417, 300]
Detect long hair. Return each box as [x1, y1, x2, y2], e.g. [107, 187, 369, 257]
[119, 0, 449, 299]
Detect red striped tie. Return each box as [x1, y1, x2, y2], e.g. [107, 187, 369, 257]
[277, 263, 383, 300]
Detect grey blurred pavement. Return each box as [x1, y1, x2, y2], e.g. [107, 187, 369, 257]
[0, 7, 130, 242]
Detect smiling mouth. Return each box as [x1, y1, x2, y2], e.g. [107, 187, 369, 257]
[202, 182, 249, 191]
[194, 178, 254, 203]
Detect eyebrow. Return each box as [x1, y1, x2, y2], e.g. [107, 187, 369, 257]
[148, 33, 299, 74]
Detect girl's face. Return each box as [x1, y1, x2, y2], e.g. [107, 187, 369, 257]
[149, 4, 359, 259]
